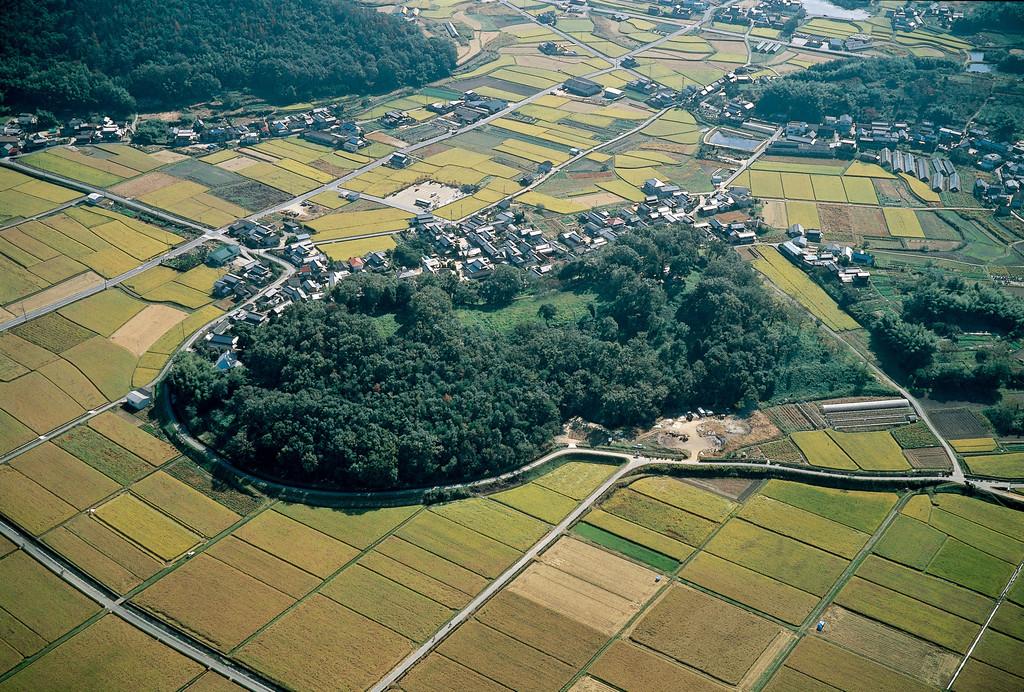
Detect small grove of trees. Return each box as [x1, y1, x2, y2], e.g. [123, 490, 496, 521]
[169, 225, 867, 490]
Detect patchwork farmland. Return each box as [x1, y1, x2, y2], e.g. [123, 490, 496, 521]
[394, 477, 1024, 692]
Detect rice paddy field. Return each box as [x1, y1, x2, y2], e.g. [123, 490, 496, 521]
[0, 271, 225, 453]
[0, 205, 184, 315]
[2, 453, 620, 690]
[394, 474, 1024, 692]
[751, 246, 860, 331]
[0, 168, 81, 225]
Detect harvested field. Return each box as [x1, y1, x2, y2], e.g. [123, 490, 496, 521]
[739, 494, 869, 558]
[477, 590, 606, 667]
[274, 502, 417, 550]
[205, 536, 320, 599]
[704, 519, 848, 596]
[95, 493, 201, 561]
[762, 199, 788, 229]
[508, 561, 645, 635]
[10, 441, 119, 510]
[233, 510, 357, 578]
[590, 640, 729, 692]
[819, 203, 889, 237]
[537, 537, 660, 603]
[109, 304, 188, 356]
[835, 577, 980, 652]
[821, 605, 960, 687]
[631, 584, 782, 685]
[0, 615, 203, 692]
[0, 550, 99, 642]
[237, 595, 412, 692]
[396, 511, 520, 579]
[322, 564, 452, 641]
[134, 554, 294, 650]
[761, 479, 897, 532]
[374, 536, 487, 597]
[400, 654, 511, 692]
[438, 620, 574, 692]
[781, 635, 933, 692]
[680, 551, 819, 625]
[627, 476, 735, 522]
[131, 472, 240, 536]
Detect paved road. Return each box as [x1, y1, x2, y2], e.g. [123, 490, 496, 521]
[0, 516, 277, 691]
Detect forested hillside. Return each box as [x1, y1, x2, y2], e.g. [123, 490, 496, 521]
[169, 227, 878, 490]
[0, 0, 457, 114]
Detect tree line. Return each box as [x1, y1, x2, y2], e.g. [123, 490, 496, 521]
[169, 226, 874, 490]
[0, 0, 457, 115]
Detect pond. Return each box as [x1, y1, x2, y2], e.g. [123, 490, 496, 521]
[799, 0, 870, 20]
[708, 130, 762, 153]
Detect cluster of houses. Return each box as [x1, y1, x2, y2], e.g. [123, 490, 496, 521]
[1, 114, 129, 155]
[780, 224, 873, 286]
[714, 0, 799, 30]
[646, 0, 708, 19]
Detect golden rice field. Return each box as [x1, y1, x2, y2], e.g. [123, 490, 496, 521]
[751, 247, 859, 331]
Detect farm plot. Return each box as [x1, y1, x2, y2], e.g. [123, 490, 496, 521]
[232, 509, 357, 578]
[236, 594, 413, 692]
[738, 494, 870, 558]
[883, 207, 926, 238]
[305, 206, 411, 241]
[680, 551, 819, 625]
[43, 513, 163, 593]
[10, 442, 117, 511]
[791, 430, 857, 470]
[133, 553, 294, 651]
[321, 564, 452, 641]
[752, 246, 859, 330]
[590, 640, 730, 692]
[0, 614, 203, 690]
[131, 472, 239, 537]
[491, 482, 579, 523]
[827, 429, 910, 471]
[600, 488, 717, 546]
[760, 479, 897, 533]
[770, 635, 934, 692]
[0, 168, 81, 224]
[0, 549, 100, 676]
[704, 518, 849, 596]
[396, 510, 520, 579]
[630, 584, 784, 686]
[786, 200, 820, 228]
[628, 476, 736, 522]
[0, 206, 182, 310]
[965, 452, 1024, 478]
[95, 493, 202, 561]
[21, 144, 164, 187]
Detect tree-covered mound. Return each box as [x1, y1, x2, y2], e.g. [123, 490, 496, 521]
[0, 0, 456, 114]
[169, 227, 877, 490]
[751, 57, 989, 127]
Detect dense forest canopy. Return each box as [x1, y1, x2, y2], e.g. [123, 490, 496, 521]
[170, 226, 878, 490]
[751, 57, 991, 129]
[0, 0, 457, 114]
